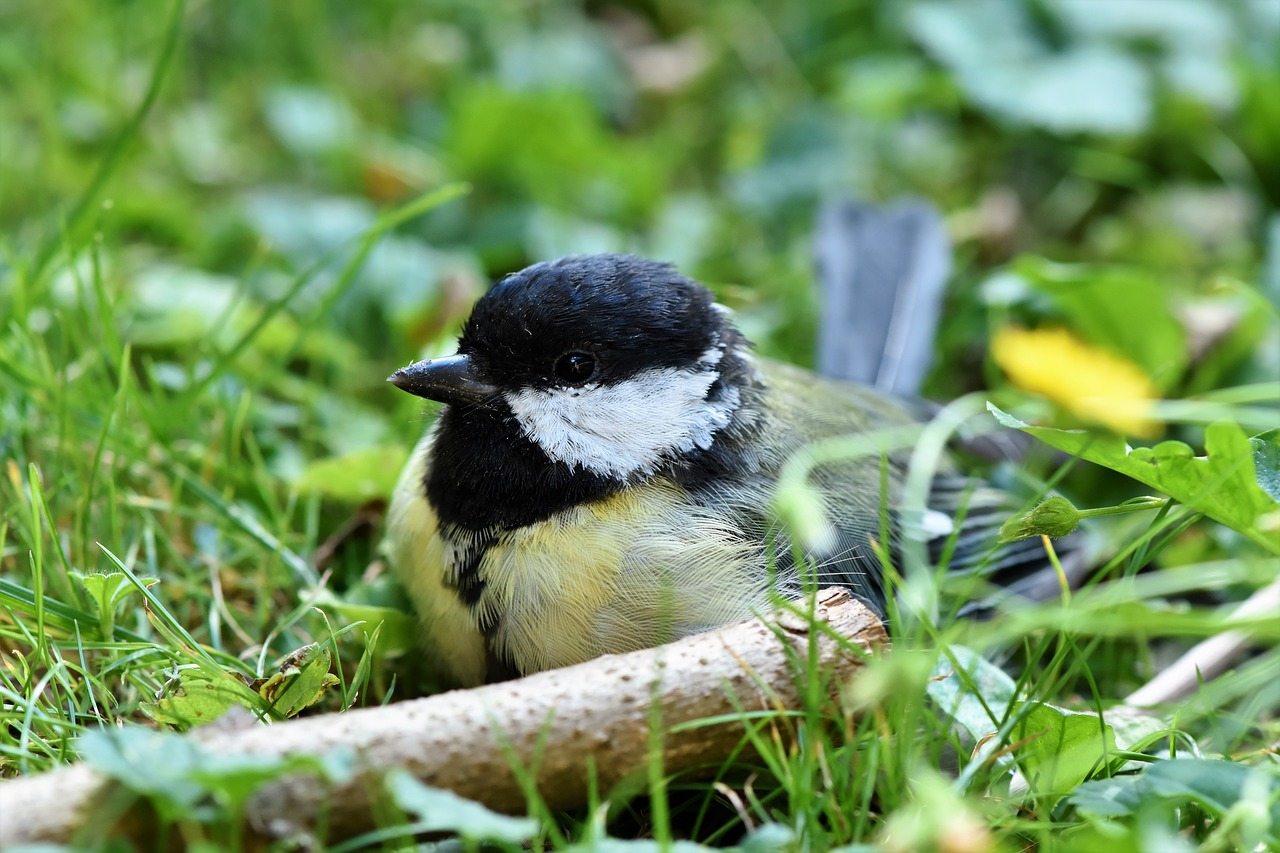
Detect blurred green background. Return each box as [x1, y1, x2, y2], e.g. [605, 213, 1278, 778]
[6, 0, 1277, 378]
[1, 0, 1278, 707]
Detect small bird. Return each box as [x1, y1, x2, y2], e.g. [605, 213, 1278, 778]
[386, 251, 1060, 687]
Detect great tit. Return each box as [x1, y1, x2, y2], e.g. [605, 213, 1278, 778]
[387, 253, 1057, 687]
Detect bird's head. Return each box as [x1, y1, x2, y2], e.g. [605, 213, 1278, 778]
[390, 254, 754, 482]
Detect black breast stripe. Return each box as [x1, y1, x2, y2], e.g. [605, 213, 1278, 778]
[443, 530, 491, 609]
[439, 526, 522, 682]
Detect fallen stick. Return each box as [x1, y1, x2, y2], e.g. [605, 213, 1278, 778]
[1125, 572, 1280, 707]
[0, 588, 887, 848]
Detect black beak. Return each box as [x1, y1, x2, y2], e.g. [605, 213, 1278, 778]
[387, 353, 499, 406]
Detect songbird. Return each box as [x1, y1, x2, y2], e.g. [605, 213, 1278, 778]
[386, 242, 1065, 687]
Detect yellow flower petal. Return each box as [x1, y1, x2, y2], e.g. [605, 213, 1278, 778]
[992, 326, 1160, 437]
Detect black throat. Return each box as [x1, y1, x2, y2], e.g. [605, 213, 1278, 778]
[424, 401, 620, 532]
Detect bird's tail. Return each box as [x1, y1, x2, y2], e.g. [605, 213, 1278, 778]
[813, 198, 951, 397]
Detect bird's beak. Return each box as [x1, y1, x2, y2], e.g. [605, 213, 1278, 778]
[387, 353, 499, 406]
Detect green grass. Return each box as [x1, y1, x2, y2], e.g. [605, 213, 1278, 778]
[2, 0, 1279, 850]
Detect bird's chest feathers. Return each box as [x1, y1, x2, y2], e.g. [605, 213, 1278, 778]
[467, 505, 627, 634]
[438, 482, 769, 676]
[452, 491, 649, 620]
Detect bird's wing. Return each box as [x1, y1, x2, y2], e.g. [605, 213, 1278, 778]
[749, 359, 1085, 615]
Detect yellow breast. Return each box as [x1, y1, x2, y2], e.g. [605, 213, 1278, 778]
[388, 431, 771, 685]
[479, 484, 769, 675]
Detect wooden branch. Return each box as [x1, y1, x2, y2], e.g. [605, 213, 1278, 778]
[0, 588, 886, 848]
[1125, 572, 1280, 707]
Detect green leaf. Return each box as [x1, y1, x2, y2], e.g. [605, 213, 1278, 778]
[0, 578, 149, 643]
[249, 644, 340, 719]
[141, 669, 265, 730]
[928, 646, 1018, 753]
[446, 84, 668, 220]
[311, 588, 417, 656]
[72, 571, 136, 615]
[292, 446, 407, 502]
[990, 406, 1280, 553]
[1011, 701, 1118, 795]
[1250, 428, 1280, 502]
[126, 264, 246, 348]
[1070, 759, 1280, 846]
[76, 727, 206, 819]
[79, 726, 353, 826]
[1180, 288, 1277, 397]
[1145, 759, 1279, 823]
[1104, 708, 1176, 757]
[72, 570, 155, 638]
[1067, 774, 1146, 819]
[908, 0, 1150, 134]
[738, 823, 798, 853]
[568, 839, 717, 853]
[188, 749, 343, 814]
[388, 769, 539, 844]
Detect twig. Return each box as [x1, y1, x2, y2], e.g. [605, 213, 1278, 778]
[0, 588, 887, 848]
[1125, 573, 1280, 707]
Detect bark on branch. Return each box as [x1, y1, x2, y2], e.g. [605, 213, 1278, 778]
[0, 588, 886, 848]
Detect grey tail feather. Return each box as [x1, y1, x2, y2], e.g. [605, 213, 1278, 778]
[813, 197, 952, 397]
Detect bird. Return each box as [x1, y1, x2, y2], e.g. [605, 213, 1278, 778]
[385, 243, 1069, 688]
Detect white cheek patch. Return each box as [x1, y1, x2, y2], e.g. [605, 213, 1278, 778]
[504, 361, 739, 479]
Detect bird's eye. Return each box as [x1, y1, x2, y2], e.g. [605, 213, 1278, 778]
[554, 350, 596, 385]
